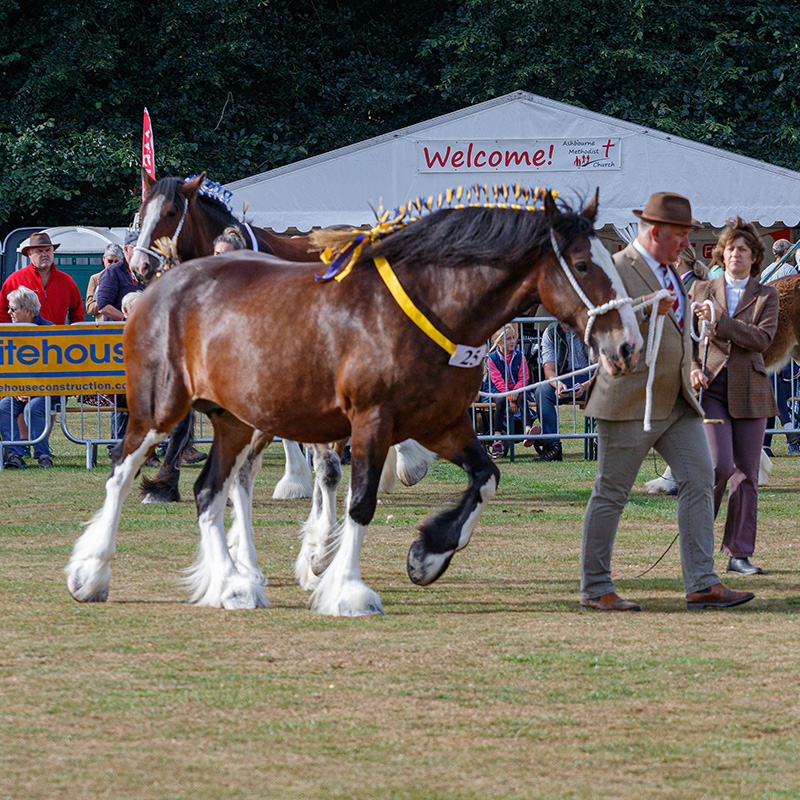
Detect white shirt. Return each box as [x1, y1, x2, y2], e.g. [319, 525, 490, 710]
[632, 238, 685, 322]
[724, 273, 749, 315]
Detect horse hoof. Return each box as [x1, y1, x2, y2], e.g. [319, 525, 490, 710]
[310, 579, 384, 616]
[66, 566, 110, 603]
[406, 540, 453, 586]
[141, 493, 177, 504]
[220, 584, 269, 610]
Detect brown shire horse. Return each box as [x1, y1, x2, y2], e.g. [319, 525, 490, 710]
[129, 172, 319, 501]
[763, 274, 800, 369]
[66, 191, 642, 616]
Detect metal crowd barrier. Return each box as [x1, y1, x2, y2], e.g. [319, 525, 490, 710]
[470, 315, 597, 461]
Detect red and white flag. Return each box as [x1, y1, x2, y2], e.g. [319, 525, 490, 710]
[141, 107, 156, 199]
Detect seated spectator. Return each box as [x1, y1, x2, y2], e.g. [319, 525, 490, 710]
[483, 324, 531, 459]
[121, 291, 143, 319]
[1, 287, 55, 468]
[532, 321, 593, 462]
[760, 239, 797, 283]
[86, 243, 124, 318]
[677, 244, 708, 290]
[213, 227, 247, 255]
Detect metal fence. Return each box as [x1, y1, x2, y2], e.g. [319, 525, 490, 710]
[2, 316, 799, 468]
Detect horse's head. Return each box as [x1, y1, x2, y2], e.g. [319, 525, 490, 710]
[129, 172, 206, 283]
[539, 191, 642, 375]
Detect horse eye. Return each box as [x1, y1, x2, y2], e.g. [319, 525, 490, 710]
[573, 261, 589, 274]
[166, 209, 177, 218]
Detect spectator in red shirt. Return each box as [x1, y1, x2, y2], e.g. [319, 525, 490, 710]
[0, 232, 85, 324]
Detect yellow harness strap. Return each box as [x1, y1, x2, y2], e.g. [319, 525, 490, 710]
[372, 256, 457, 355]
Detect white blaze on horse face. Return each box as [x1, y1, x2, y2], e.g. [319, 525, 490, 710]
[589, 236, 643, 355]
[130, 195, 165, 275]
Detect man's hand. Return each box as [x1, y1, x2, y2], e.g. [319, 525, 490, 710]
[645, 289, 676, 316]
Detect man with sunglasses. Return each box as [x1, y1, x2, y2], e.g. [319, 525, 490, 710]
[0, 232, 84, 324]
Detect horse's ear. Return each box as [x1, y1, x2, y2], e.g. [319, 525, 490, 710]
[581, 189, 600, 224]
[543, 190, 561, 226]
[181, 172, 206, 200]
[141, 168, 156, 191]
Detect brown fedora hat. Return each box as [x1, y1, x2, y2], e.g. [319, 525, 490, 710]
[21, 231, 61, 256]
[633, 192, 702, 229]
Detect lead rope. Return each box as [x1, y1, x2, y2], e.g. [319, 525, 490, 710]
[482, 229, 671, 432]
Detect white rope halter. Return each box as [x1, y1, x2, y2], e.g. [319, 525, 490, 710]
[548, 229, 634, 346]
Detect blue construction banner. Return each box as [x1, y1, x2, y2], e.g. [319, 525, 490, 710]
[0, 323, 126, 397]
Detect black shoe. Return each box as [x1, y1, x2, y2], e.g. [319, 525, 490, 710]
[37, 455, 54, 468]
[534, 442, 562, 462]
[4, 454, 27, 469]
[727, 557, 763, 575]
[340, 446, 351, 465]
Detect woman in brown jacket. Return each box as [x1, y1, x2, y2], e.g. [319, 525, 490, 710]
[689, 217, 779, 575]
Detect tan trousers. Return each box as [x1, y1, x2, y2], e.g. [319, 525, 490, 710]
[581, 397, 720, 598]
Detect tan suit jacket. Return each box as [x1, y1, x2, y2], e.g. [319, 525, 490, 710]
[85, 271, 102, 318]
[688, 275, 779, 419]
[584, 243, 703, 421]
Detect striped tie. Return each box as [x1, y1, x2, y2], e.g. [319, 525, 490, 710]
[659, 264, 683, 329]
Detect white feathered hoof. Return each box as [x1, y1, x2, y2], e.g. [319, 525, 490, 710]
[220, 580, 269, 610]
[272, 475, 312, 500]
[65, 559, 111, 602]
[310, 579, 384, 617]
[294, 546, 320, 591]
[395, 440, 436, 487]
[406, 539, 453, 586]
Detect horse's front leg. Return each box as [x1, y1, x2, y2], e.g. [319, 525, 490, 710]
[310, 414, 388, 616]
[185, 413, 267, 609]
[272, 439, 312, 499]
[226, 429, 269, 586]
[66, 423, 168, 602]
[407, 415, 500, 586]
[295, 444, 342, 590]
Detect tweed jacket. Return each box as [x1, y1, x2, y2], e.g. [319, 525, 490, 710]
[584, 243, 703, 421]
[688, 275, 779, 419]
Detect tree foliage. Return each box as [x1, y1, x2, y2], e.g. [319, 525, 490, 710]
[1, 0, 799, 236]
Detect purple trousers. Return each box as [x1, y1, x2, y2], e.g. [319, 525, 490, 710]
[703, 371, 767, 558]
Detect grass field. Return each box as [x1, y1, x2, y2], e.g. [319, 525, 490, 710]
[2, 431, 799, 800]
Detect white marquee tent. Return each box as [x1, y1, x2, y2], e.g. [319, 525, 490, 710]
[225, 90, 800, 236]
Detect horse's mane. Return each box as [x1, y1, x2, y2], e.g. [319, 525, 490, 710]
[149, 175, 235, 223]
[310, 198, 591, 273]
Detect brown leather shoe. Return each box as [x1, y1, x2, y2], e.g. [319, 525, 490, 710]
[686, 582, 755, 610]
[181, 445, 208, 464]
[580, 591, 641, 612]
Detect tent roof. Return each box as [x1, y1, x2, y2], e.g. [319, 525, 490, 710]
[225, 90, 800, 233]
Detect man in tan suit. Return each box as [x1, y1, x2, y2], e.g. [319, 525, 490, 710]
[580, 193, 755, 611]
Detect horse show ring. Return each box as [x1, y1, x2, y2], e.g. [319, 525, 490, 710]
[4, 438, 800, 799]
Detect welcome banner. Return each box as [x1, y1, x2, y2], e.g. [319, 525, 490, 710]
[0, 324, 126, 397]
[417, 138, 622, 173]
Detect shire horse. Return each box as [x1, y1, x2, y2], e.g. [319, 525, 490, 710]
[129, 172, 435, 501]
[66, 189, 642, 616]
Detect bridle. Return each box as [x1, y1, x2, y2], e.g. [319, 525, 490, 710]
[133, 189, 190, 277]
[548, 228, 633, 345]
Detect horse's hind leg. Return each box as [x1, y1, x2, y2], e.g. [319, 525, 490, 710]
[140, 411, 195, 504]
[394, 439, 437, 486]
[185, 411, 268, 609]
[226, 429, 269, 586]
[66, 422, 168, 602]
[311, 414, 387, 616]
[295, 444, 342, 590]
[406, 415, 500, 586]
[272, 439, 312, 499]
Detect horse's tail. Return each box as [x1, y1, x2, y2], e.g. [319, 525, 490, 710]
[140, 411, 196, 503]
[308, 226, 362, 257]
